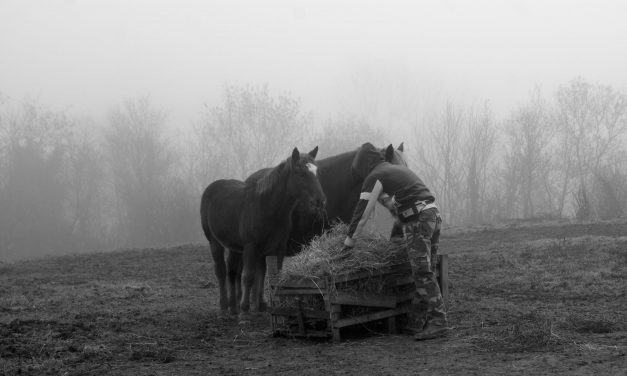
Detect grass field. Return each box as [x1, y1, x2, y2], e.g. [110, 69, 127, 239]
[1, 219, 626, 375]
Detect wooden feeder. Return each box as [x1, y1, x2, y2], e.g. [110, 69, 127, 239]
[267, 254, 449, 341]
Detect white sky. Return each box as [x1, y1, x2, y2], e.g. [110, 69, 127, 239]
[1, 0, 626, 129]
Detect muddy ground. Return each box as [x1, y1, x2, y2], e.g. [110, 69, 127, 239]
[1, 219, 626, 375]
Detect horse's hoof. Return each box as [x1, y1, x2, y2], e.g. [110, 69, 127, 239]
[217, 310, 229, 320]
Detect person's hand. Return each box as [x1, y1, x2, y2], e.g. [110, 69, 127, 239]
[341, 245, 353, 253]
[332, 237, 355, 261]
[343, 236, 355, 248]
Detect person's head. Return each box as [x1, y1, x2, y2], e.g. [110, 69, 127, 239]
[351, 142, 385, 180]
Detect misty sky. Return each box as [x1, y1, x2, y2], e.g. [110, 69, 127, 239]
[1, 0, 626, 129]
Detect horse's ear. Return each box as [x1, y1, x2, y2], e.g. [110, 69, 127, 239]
[397, 142, 404, 152]
[384, 144, 395, 162]
[308, 146, 319, 159]
[291, 147, 300, 163]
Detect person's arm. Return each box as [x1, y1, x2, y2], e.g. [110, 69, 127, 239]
[345, 180, 383, 247]
[378, 193, 396, 213]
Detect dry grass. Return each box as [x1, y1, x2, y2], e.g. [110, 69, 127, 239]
[559, 313, 618, 334]
[279, 223, 408, 283]
[1, 222, 626, 375]
[450, 230, 626, 357]
[473, 311, 567, 353]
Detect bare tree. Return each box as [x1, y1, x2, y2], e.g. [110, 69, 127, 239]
[65, 125, 106, 249]
[104, 97, 175, 246]
[502, 88, 553, 218]
[414, 101, 464, 224]
[0, 99, 73, 259]
[555, 78, 627, 218]
[463, 102, 497, 223]
[194, 84, 312, 181]
[593, 152, 627, 219]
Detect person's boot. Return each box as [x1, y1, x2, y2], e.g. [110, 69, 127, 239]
[413, 318, 450, 340]
[402, 302, 428, 335]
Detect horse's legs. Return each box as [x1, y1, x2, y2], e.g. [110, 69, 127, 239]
[226, 250, 242, 315]
[239, 245, 256, 322]
[236, 257, 243, 306]
[252, 257, 267, 312]
[209, 241, 228, 317]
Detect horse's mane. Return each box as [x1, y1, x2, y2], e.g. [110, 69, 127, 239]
[253, 153, 317, 196]
[253, 158, 295, 196]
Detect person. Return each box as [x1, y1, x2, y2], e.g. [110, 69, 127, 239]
[341, 142, 448, 340]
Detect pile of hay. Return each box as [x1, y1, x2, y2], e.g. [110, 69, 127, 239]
[278, 223, 408, 284]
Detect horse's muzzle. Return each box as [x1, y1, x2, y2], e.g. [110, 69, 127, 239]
[308, 197, 326, 215]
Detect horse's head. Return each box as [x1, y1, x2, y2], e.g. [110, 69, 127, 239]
[351, 142, 408, 182]
[383, 142, 407, 167]
[286, 146, 326, 215]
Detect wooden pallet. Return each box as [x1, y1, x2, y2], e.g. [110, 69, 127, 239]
[267, 254, 449, 341]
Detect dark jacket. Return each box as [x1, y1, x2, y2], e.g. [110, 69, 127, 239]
[347, 143, 434, 238]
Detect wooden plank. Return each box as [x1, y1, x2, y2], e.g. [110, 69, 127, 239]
[330, 304, 342, 342]
[395, 290, 415, 303]
[270, 279, 327, 289]
[272, 288, 325, 295]
[332, 291, 397, 308]
[438, 254, 449, 309]
[270, 308, 330, 320]
[274, 329, 331, 338]
[386, 316, 397, 334]
[383, 275, 415, 288]
[332, 262, 412, 284]
[297, 299, 305, 335]
[266, 256, 278, 277]
[334, 305, 413, 328]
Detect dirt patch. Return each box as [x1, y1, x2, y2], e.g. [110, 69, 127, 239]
[1, 222, 626, 375]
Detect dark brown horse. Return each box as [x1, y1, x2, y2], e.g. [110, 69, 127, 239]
[200, 147, 325, 321]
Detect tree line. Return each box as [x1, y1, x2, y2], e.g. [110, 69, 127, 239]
[0, 78, 625, 260]
[414, 79, 627, 225]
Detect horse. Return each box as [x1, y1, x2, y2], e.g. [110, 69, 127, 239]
[200, 147, 326, 321]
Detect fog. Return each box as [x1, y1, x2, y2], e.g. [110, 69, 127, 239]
[3, 1, 626, 124]
[2, 0, 627, 261]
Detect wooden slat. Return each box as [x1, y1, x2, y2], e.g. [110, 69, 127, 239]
[297, 299, 305, 335]
[270, 308, 330, 319]
[334, 305, 413, 328]
[274, 329, 330, 338]
[332, 291, 397, 308]
[266, 256, 278, 277]
[272, 288, 325, 295]
[332, 262, 412, 284]
[270, 278, 327, 289]
[330, 304, 342, 342]
[383, 275, 415, 288]
[395, 290, 415, 303]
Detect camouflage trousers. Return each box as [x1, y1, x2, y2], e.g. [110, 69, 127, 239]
[404, 207, 446, 323]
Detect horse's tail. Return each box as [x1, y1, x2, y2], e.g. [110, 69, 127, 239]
[200, 185, 213, 242]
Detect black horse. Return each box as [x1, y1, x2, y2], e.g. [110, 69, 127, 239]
[200, 147, 325, 321]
